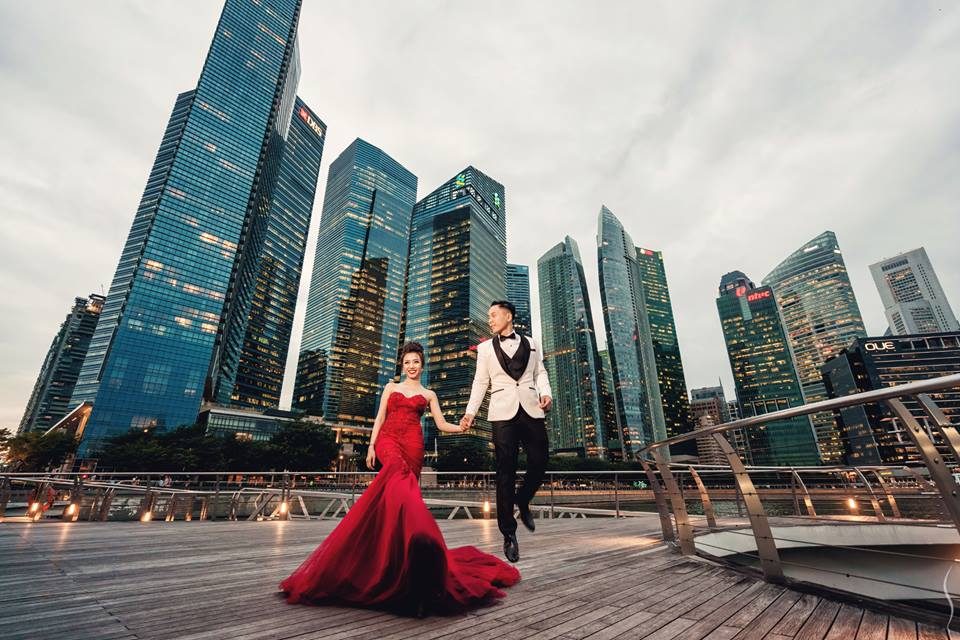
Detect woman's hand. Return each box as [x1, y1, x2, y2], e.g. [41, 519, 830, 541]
[366, 447, 377, 470]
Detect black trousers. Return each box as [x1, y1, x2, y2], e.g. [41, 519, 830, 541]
[492, 406, 548, 537]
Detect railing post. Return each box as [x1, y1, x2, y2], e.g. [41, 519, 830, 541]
[886, 398, 960, 534]
[211, 475, 220, 521]
[688, 467, 717, 529]
[917, 394, 960, 460]
[281, 472, 290, 521]
[651, 450, 694, 554]
[0, 477, 10, 519]
[614, 473, 620, 518]
[640, 459, 675, 543]
[712, 432, 784, 582]
[549, 472, 555, 519]
[791, 470, 817, 517]
[871, 470, 901, 518]
[853, 467, 886, 522]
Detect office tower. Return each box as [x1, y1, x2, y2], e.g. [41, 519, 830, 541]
[71, 0, 312, 453]
[597, 206, 651, 457]
[597, 349, 621, 459]
[233, 98, 325, 409]
[293, 140, 416, 427]
[405, 168, 506, 451]
[717, 271, 820, 466]
[505, 263, 532, 336]
[20, 294, 105, 433]
[689, 385, 750, 464]
[537, 237, 606, 458]
[634, 246, 691, 450]
[870, 247, 959, 336]
[762, 231, 867, 463]
[822, 332, 960, 465]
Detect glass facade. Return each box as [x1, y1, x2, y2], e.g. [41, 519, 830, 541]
[405, 167, 506, 452]
[20, 294, 105, 433]
[597, 206, 652, 458]
[294, 139, 416, 428]
[716, 271, 820, 466]
[537, 237, 606, 458]
[822, 332, 960, 465]
[762, 231, 866, 463]
[597, 349, 622, 459]
[72, 0, 308, 454]
[232, 98, 326, 409]
[505, 263, 532, 336]
[635, 246, 691, 452]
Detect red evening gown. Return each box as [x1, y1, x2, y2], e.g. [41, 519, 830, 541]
[280, 391, 520, 615]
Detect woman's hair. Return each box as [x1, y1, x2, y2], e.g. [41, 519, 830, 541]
[399, 341, 425, 365]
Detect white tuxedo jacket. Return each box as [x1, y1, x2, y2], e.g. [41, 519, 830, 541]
[465, 335, 553, 422]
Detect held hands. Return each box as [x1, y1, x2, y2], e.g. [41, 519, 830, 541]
[539, 395, 553, 411]
[365, 447, 376, 470]
[459, 414, 475, 431]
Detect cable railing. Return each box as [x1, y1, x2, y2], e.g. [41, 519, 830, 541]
[639, 371, 960, 627]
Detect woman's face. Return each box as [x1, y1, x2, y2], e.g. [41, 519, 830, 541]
[402, 352, 423, 380]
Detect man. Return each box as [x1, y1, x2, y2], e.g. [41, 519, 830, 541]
[461, 300, 552, 563]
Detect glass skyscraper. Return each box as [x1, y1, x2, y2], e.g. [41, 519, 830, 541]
[597, 206, 655, 458]
[716, 271, 820, 466]
[597, 349, 621, 458]
[505, 263, 532, 336]
[71, 0, 313, 454]
[762, 231, 866, 463]
[233, 98, 325, 409]
[869, 247, 959, 336]
[537, 237, 606, 458]
[20, 294, 105, 433]
[405, 167, 506, 452]
[635, 246, 691, 451]
[293, 139, 417, 428]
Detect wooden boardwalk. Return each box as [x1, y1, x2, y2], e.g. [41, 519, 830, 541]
[0, 517, 953, 640]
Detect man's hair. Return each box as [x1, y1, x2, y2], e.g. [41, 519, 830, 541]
[490, 300, 516, 319]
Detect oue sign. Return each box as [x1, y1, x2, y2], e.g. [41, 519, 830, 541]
[865, 341, 896, 352]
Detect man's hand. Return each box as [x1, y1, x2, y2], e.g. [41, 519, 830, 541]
[539, 395, 553, 411]
[460, 414, 475, 431]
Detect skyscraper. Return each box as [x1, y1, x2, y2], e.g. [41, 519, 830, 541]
[537, 237, 606, 458]
[71, 0, 313, 454]
[822, 332, 960, 465]
[716, 271, 820, 466]
[20, 294, 105, 433]
[405, 167, 506, 451]
[689, 385, 750, 464]
[634, 246, 691, 450]
[293, 139, 417, 427]
[597, 206, 655, 458]
[762, 231, 867, 463]
[505, 263, 532, 336]
[870, 247, 959, 336]
[597, 349, 621, 459]
[232, 98, 325, 409]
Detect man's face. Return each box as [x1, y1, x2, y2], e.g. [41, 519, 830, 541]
[488, 305, 512, 335]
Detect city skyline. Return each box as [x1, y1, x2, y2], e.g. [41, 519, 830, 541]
[3, 2, 960, 432]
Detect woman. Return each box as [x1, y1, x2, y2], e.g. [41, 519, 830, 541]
[280, 342, 520, 616]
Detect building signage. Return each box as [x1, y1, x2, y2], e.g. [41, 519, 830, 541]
[864, 341, 896, 352]
[747, 290, 772, 302]
[298, 107, 325, 137]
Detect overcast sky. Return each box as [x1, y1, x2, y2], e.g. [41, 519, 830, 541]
[2, 1, 959, 434]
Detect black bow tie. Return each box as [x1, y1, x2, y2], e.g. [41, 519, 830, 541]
[500, 333, 518, 341]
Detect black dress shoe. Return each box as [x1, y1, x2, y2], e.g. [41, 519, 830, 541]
[503, 533, 520, 563]
[518, 504, 536, 532]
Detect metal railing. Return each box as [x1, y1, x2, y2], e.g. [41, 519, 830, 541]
[640, 372, 960, 626]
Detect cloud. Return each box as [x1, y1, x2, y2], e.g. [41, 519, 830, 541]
[2, 1, 958, 432]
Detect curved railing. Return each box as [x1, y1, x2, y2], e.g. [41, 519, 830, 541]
[639, 372, 960, 625]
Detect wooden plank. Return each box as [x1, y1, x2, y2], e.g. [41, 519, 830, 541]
[770, 594, 820, 637]
[887, 617, 918, 640]
[825, 604, 864, 640]
[918, 624, 949, 640]
[855, 610, 888, 640]
[794, 600, 841, 640]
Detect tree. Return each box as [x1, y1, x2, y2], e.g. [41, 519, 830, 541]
[3, 431, 77, 471]
[435, 438, 493, 471]
[270, 421, 338, 471]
